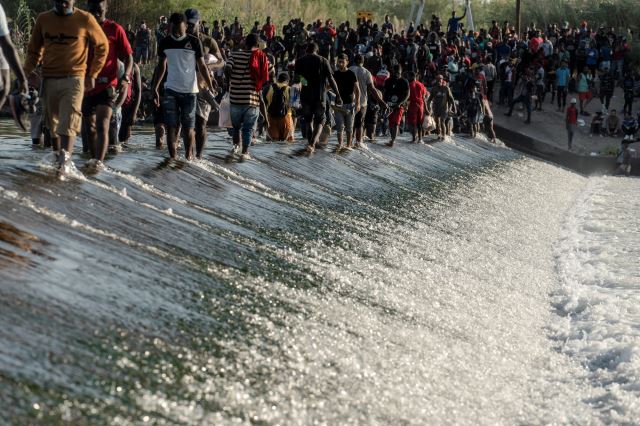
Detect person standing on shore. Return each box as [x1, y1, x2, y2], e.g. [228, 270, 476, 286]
[23, 0, 109, 175]
[134, 21, 151, 64]
[505, 73, 534, 124]
[577, 67, 592, 116]
[566, 98, 578, 151]
[555, 60, 570, 112]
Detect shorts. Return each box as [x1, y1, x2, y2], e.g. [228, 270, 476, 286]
[364, 105, 378, 126]
[334, 104, 354, 133]
[406, 104, 424, 126]
[120, 102, 135, 129]
[388, 106, 405, 128]
[196, 90, 212, 120]
[162, 89, 197, 129]
[82, 87, 116, 116]
[578, 91, 591, 101]
[109, 107, 122, 139]
[43, 76, 84, 137]
[119, 103, 135, 142]
[433, 106, 448, 119]
[302, 101, 326, 126]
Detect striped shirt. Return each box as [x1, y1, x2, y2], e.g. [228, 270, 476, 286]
[227, 49, 259, 107]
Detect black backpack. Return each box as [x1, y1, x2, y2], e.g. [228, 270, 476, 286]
[268, 84, 288, 118]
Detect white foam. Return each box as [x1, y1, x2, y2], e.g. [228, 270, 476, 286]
[132, 158, 607, 424]
[552, 176, 640, 421]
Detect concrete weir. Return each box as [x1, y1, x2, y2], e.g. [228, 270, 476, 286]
[491, 91, 640, 176]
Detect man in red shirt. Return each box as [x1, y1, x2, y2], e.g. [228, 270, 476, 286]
[528, 31, 543, 54]
[262, 17, 275, 42]
[83, 0, 133, 167]
[406, 71, 428, 143]
[565, 98, 578, 150]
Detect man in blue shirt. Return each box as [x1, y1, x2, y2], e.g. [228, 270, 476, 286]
[555, 60, 570, 111]
[446, 7, 466, 41]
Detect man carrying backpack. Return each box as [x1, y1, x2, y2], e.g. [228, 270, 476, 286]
[264, 72, 293, 141]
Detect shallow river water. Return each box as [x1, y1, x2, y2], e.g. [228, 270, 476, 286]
[0, 121, 638, 424]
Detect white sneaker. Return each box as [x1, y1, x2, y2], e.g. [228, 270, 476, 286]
[230, 145, 240, 156]
[57, 150, 72, 176]
[86, 158, 105, 171]
[240, 153, 251, 161]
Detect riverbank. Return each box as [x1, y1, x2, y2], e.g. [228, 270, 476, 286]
[492, 86, 640, 176]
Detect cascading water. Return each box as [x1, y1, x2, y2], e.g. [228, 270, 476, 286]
[1, 120, 638, 424]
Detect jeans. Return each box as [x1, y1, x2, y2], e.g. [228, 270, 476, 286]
[230, 104, 260, 152]
[163, 89, 197, 129]
[135, 45, 149, 62]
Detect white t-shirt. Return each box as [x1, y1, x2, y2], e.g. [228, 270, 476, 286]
[349, 65, 373, 108]
[0, 5, 9, 37]
[158, 34, 203, 94]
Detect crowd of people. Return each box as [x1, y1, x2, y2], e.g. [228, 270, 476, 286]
[0, 0, 638, 175]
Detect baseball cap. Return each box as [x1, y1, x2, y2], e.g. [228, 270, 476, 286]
[571, 98, 577, 104]
[184, 9, 200, 24]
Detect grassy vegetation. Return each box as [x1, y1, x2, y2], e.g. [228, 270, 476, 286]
[3, 0, 639, 34]
[3, 0, 640, 68]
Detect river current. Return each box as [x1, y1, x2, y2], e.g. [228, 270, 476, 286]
[0, 121, 638, 424]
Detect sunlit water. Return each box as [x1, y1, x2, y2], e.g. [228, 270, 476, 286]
[0, 120, 638, 424]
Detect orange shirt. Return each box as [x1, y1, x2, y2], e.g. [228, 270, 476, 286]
[24, 9, 108, 79]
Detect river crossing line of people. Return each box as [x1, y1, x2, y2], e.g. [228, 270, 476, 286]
[0, 1, 637, 177]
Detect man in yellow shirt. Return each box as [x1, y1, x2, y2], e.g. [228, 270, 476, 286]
[24, 0, 108, 175]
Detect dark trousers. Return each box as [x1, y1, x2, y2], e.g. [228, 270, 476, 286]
[508, 95, 532, 121]
[556, 86, 567, 108]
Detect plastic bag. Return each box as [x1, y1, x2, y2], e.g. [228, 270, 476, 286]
[423, 114, 436, 131]
[218, 93, 232, 128]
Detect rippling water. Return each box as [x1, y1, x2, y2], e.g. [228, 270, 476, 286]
[1, 120, 638, 424]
